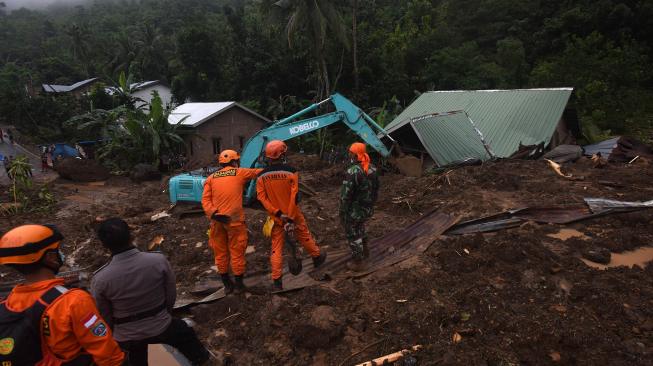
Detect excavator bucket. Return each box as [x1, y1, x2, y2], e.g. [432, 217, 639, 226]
[389, 142, 423, 177]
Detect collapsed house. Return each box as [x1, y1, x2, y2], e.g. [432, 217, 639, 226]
[384, 88, 579, 167]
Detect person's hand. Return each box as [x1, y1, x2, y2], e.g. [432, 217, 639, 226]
[211, 213, 231, 224]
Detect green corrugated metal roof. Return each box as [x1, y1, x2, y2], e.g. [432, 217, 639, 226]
[386, 88, 573, 159]
[411, 111, 491, 166]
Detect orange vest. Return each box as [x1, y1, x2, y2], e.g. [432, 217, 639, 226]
[256, 164, 301, 221]
[201, 167, 262, 223]
[4, 278, 124, 366]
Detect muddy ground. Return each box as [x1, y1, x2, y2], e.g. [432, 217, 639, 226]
[2, 155, 653, 365]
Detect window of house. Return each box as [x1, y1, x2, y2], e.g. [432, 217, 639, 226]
[213, 138, 221, 155]
[239, 136, 245, 149]
[189, 141, 193, 156]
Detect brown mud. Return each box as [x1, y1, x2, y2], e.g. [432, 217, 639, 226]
[2, 156, 653, 365]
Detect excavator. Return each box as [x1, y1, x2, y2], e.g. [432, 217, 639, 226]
[168, 93, 399, 205]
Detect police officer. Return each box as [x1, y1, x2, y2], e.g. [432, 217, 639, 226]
[340, 142, 380, 271]
[91, 218, 210, 366]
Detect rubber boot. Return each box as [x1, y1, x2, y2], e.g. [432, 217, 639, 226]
[273, 277, 283, 291]
[221, 273, 234, 294]
[234, 275, 245, 293]
[362, 239, 370, 259]
[312, 251, 327, 268]
[346, 256, 367, 272]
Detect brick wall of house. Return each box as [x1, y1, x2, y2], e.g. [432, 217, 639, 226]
[185, 106, 267, 166]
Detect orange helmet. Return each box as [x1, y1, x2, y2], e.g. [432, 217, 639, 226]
[265, 140, 288, 159]
[0, 225, 63, 265]
[218, 149, 240, 164]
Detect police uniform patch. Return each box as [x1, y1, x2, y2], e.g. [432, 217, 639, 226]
[91, 322, 107, 337]
[0, 337, 14, 355]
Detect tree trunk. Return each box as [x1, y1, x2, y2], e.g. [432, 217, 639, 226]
[352, 0, 359, 92]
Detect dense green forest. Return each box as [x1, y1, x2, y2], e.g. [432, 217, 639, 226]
[0, 0, 652, 144]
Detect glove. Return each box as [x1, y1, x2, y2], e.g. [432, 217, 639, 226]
[211, 212, 232, 224]
[275, 210, 292, 224]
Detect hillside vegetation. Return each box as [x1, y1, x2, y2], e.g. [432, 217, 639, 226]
[0, 0, 651, 143]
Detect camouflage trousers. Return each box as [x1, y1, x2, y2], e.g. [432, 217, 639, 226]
[342, 219, 369, 260]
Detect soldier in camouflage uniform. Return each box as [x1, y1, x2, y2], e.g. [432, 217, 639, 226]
[340, 142, 379, 270]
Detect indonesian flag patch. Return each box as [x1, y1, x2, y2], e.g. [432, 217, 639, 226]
[82, 314, 99, 329]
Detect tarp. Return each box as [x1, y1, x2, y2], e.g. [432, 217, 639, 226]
[52, 143, 80, 159]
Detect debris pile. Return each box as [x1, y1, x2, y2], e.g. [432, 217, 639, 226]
[2, 154, 653, 364]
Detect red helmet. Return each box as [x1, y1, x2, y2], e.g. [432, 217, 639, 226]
[265, 140, 288, 160]
[218, 150, 240, 164]
[0, 225, 63, 265]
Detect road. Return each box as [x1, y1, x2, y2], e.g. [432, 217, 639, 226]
[0, 136, 49, 184]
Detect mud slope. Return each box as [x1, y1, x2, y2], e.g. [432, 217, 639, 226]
[2, 156, 652, 365]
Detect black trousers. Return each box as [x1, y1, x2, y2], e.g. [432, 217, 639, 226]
[119, 318, 209, 366]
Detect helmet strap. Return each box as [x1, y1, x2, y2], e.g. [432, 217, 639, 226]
[40, 249, 63, 275]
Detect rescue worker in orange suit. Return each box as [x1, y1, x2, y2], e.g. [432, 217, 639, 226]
[202, 149, 262, 293]
[256, 140, 327, 290]
[0, 224, 125, 366]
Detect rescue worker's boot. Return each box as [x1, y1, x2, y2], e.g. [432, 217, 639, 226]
[346, 238, 367, 271]
[234, 275, 245, 293]
[362, 238, 370, 259]
[221, 273, 234, 294]
[312, 251, 327, 268]
[273, 277, 283, 291]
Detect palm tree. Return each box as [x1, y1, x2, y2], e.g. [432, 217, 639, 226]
[269, 0, 349, 100]
[135, 23, 164, 79]
[65, 23, 91, 75]
[108, 31, 138, 76]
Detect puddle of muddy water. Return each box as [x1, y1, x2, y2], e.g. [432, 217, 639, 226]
[582, 247, 653, 270]
[547, 228, 589, 241]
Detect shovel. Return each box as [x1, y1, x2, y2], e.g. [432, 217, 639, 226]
[284, 223, 303, 276]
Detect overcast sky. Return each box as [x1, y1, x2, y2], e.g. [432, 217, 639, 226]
[3, 0, 91, 10]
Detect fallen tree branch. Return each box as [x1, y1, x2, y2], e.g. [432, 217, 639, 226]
[354, 345, 423, 366]
[215, 312, 241, 325]
[337, 338, 386, 366]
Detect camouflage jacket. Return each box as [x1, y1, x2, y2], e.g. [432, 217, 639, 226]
[339, 162, 379, 222]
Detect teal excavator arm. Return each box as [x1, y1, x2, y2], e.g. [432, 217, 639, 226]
[241, 93, 394, 204]
[167, 93, 394, 205]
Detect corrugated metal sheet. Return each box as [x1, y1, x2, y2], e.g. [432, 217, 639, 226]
[42, 78, 99, 93]
[411, 111, 490, 166]
[583, 137, 620, 158]
[386, 88, 573, 159]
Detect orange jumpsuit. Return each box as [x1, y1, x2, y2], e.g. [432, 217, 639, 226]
[201, 166, 262, 275]
[4, 278, 124, 366]
[256, 164, 321, 280]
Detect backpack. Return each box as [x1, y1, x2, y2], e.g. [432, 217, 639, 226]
[0, 285, 68, 366]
